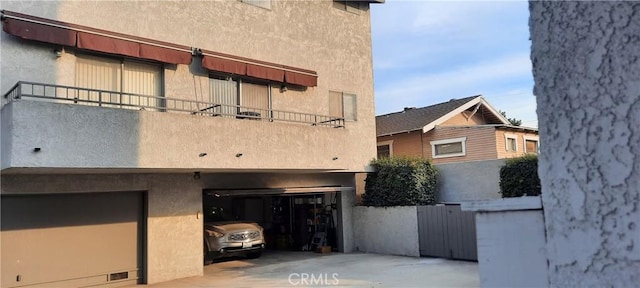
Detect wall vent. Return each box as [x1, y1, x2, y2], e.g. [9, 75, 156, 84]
[109, 272, 129, 281]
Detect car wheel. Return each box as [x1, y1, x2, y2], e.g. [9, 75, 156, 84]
[246, 252, 262, 259]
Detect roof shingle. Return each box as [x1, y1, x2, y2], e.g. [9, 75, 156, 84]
[376, 95, 480, 136]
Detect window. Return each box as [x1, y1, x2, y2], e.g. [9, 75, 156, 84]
[505, 134, 518, 152]
[333, 1, 366, 14]
[240, 0, 271, 9]
[75, 54, 163, 109]
[524, 136, 539, 154]
[329, 91, 357, 121]
[209, 74, 271, 118]
[377, 140, 393, 158]
[430, 137, 467, 158]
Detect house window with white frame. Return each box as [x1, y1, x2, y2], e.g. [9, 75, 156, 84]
[377, 140, 393, 158]
[505, 134, 518, 152]
[329, 91, 357, 121]
[431, 137, 467, 158]
[524, 136, 540, 154]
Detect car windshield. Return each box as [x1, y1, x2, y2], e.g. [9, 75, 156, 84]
[204, 207, 235, 222]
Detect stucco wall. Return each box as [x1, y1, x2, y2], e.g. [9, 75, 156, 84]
[0, 0, 377, 172]
[2, 100, 368, 171]
[352, 206, 420, 257]
[530, 1, 640, 286]
[435, 159, 505, 203]
[338, 188, 357, 253]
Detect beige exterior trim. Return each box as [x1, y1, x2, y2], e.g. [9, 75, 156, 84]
[421, 97, 510, 134]
[504, 133, 518, 152]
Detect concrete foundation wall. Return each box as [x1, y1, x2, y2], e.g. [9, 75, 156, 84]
[530, 1, 640, 286]
[353, 206, 419, 257]
[435, 159, 505, 203]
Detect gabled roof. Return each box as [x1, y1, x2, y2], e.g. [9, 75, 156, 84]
[376, 95, 510, 137]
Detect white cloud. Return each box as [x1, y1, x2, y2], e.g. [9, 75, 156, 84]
[376, 53, 532, 101]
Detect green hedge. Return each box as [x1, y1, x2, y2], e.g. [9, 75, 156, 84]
[363, 157, 439, 207]
[499, 154, 541, 197]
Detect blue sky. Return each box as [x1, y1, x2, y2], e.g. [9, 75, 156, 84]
[370, 0, 538, 127]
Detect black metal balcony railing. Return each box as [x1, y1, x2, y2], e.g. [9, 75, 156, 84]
[3, 81, 345, 128]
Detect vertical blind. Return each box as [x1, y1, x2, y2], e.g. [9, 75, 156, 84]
[209, 77, 270, 117]
[209, 77, 238, 117]
[329, 91, 343, 118]
[75, 54, 162, 109]
[240, 82, 269, 113]
[342, 93, 357, 121]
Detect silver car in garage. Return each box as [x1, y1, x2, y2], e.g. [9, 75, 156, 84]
[204, 208, 265, 263]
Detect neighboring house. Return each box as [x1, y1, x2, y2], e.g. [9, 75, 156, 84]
[376, 96, 539, 164]
[0, 1, 382, 287]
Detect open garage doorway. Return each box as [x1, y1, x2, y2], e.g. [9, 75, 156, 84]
[203, 189, 340, 253]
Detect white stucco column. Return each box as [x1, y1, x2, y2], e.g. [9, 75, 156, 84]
[530, 1, 640, 286]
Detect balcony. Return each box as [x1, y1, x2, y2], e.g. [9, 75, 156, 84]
[1, 82, 367, 173]
[3, 81, 345, 128]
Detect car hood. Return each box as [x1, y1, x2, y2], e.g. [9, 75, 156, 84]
[205, 221, 262, 233]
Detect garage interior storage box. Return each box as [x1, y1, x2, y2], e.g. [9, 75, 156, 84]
[316, 246, 331, 253]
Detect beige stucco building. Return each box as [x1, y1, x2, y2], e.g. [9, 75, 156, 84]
[0, 0, 381, 286]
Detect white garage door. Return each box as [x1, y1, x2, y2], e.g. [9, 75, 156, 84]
[1, 192, 144, 288]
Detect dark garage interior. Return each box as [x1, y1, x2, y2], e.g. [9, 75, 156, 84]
[203, 190, 339, 252]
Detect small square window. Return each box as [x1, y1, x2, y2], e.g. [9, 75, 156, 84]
[342, 93, 357, 121]
[377, 141, 393, 158]
[377, 145, 390, 158]
[329, 91, 357, 121]
[525, 139, 539, 154]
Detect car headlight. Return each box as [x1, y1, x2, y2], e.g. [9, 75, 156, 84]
[206, 230, 225, 238]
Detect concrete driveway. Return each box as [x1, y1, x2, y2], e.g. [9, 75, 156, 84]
[144, 251, 479, 287]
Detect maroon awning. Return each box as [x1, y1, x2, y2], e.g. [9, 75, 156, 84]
[285, 70, 317, 87]
[202, 56, 247, 75]
[77, 32, 140, 58]
[2, 15, 76, 46]
[1, 10, 317, 85]
[247, 64, 285, 82]
[139, 43, 192, 65]
[1, 10, 192, 65]
[202, 51, 318, 87]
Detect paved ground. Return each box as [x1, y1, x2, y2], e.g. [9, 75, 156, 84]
[144, 251, 479, 287]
